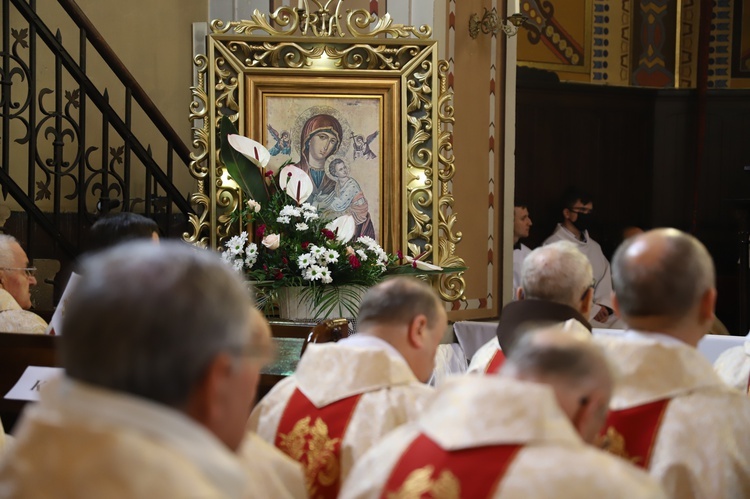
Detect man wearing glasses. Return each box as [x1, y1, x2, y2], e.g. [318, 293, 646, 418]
[544, 188, 620, 329]
[0, 234, 47, 334]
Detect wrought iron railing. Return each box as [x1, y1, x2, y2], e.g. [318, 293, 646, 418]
[0, 0, 193, 259]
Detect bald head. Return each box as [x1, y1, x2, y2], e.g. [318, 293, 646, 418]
[521, 241, 593, 310]
[357, 277, 444, 330]
[612, 228, 715, 328]
[501, 326, 613, 443]
[356, 277, 447, 382]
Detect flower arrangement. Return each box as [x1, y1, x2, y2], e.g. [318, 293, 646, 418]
[218, 117, 460, 318]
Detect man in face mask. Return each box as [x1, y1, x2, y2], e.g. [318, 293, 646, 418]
[544, 188, 621, 329]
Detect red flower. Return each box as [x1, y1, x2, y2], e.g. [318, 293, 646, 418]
[397, 250, 404, 263]
[264, 170, 274, 177]
[282, 256, 289, 265]
[301, 241, 310, 250]
[255, 224, 266, 239]
[321, 229, 336, 240]
[349, 254, 361, 269]
[274, 270, 284, 280]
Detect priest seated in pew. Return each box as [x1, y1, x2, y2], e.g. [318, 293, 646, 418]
[469, 241, 593, 374]
[0, 235, 47, 335]
[596, 228, 750, 498]
[248, 276, 447, 499]
[0, 241, 306, 498]
[340, 327, 665, 499]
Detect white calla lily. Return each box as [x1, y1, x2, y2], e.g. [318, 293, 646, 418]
[227, 134, 271, 168]
[405, 256, 443, 271]
[326, 215, 356, 244]
[279, 165, 314, 204]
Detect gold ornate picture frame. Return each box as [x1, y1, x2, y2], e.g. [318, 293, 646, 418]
[186, 2, 465, 301]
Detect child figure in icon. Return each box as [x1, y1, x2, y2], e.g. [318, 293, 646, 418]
[317, 158, 375, 239]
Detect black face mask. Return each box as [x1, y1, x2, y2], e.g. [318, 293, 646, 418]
[573, 213, 592, 233]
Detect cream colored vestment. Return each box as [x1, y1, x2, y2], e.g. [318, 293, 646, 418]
[596, 332, 750, 499]
[340, 376, 665, 499]
[248, 337, 434, 485]
[0, 289, 47, 335]
[0, 377, 301, 498]
[713, 340, 750, 394]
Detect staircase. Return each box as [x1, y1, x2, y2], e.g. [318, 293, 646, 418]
[0, 0, 194, 272]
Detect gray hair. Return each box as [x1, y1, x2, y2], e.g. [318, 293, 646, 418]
[612, 228, 715, 320]
[61, 241, 255, 408]
[357, 277, 443, 328]
[521, 241, 593, 309]
[502, 326, 612, 391]
[0, 234, 19, 268]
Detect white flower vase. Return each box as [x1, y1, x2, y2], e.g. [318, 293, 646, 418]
[276, 285, 367, 321]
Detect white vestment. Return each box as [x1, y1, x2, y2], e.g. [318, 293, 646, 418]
[248, 336, 434, 487]
[595, 332, 750, 498]
[512, 243, 531, 298]
[0, 289, 47, 335]
[467, 337, 500, 373]
[467, 319, 589, 374]
[713, 340, 750, 394]
[0, 377, 302, 498]
[544, 224, 621, 328]
[340, 376, 665, 499]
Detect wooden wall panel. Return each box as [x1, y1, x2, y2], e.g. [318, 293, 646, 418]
[516, 82, 750, 334]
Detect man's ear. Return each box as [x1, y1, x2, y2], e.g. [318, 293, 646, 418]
[516, 287, 525, 301]
[185, 353, 233, 430]
[611, 293, 621, 318]
[580, 287, 594, 317]
[571, 391, 606, 444]
[699, 287, 717, 324]
[407, 314, 429, 349]
[562, 208, 571, 221]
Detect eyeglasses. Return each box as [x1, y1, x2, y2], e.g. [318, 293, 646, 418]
[0, 267, 37, 277]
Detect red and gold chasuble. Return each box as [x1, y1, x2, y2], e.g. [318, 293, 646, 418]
[381, 434, 522, 498]
[597, 398, 670, 469]
[484, 349, 506, 374]
[275, 388, 362, 499]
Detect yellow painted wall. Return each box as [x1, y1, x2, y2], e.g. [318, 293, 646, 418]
[5, 0, 206, 212]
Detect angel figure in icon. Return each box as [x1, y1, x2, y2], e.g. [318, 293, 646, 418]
[267, 124, 292, 156]
[351, 131, 378, 161]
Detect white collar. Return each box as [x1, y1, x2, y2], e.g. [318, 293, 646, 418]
[295, 341, 422, 406]
[622, 329, 687, 347]
[419, 376, 582, 450]
[337, 333, 407, 364]
[35, 377, 247, 497]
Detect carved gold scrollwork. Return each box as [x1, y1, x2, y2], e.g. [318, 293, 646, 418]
[211, 7, 300, 36]
[189, 54, 210, 183]
[210, 4, 431, 40]
[184, 192, 211, 247]
[436, 60, 465, 300]
[214, 56, 240, 115]
[346, 10, 432, 39]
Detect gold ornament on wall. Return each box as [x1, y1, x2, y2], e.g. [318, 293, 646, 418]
[187, 0, 465, 301]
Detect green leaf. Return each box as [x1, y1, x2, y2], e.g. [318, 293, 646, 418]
[219, 116, 269, 204]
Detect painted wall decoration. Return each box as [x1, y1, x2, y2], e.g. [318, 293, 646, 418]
[518, 0, 592, 78]
[631, 0, 677, 87]
[516, 0, 750, 89]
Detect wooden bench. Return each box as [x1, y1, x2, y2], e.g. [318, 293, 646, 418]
[0, 333, 59, 432]
[0, 321, 349, 429]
